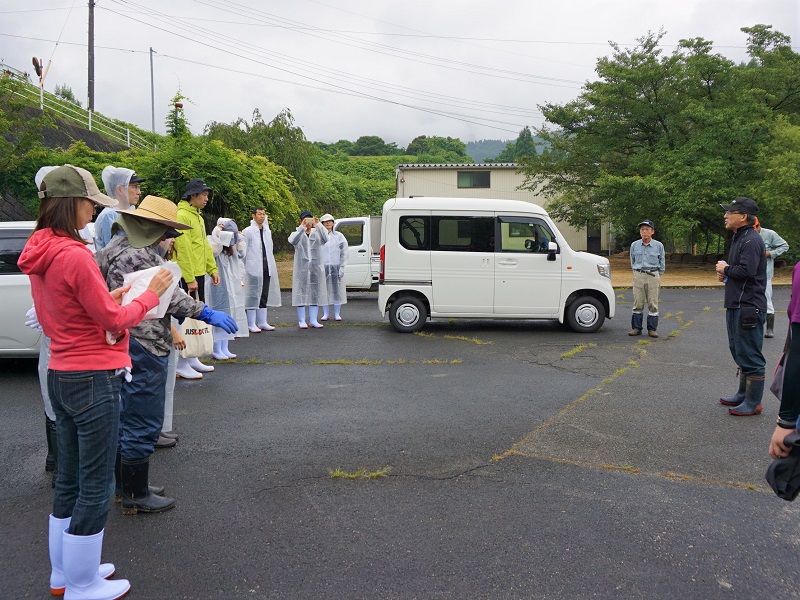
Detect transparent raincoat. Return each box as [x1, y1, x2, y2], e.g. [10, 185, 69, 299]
[241, 217, 281, 308]
[95, 166, 136, 250]
[322, 229, 348, 305]
[289, 222, 329, 306]
[205, 219, 249, 341]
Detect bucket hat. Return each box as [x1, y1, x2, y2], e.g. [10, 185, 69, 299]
[182, 178, 212, 198]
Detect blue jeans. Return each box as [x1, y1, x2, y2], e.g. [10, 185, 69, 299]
[120, 338, 168, 461]
[48, 369, 121, 536]
[726, 308, 766, 376]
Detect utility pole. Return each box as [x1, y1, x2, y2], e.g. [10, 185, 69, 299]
[88, 0, 95, 111]
[150, 47, 155, 132]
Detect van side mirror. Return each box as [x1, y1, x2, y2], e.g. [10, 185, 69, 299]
[547, 241, 558, 261]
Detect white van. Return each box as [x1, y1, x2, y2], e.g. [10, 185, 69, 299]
[334, 216, 381, 290]
[377, 198, 615, 333]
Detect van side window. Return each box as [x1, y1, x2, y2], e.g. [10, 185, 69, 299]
[431, 216, 494, 252]
[498, 217, 555, 254]
[399, 216, 429, 250]
[337, 223, 363, 246]
[0, 231, 28, 274]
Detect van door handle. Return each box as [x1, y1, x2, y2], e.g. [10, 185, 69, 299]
[358, 249, 366, 253]
[498, 259, 518, 266]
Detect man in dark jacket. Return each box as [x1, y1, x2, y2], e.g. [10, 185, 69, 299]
[715, 197, 768, 416]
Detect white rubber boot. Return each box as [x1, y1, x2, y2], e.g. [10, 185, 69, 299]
[309, 306, 323, 328]
[62, 529, 130, 600]
[221, 339, 237, 359]
[175, 357, 202, 380]
[188, 357, 214, 373]
[49, 515, 115, 596]
[246, 309, 261, 333]
[321, 306, 330, 321]
[334, 304, 342, 321]
[212, 341, 227, 361]
[297, 306, 308, 329]
[256, 308, 274, 331]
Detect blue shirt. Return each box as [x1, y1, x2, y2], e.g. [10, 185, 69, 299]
[630, 238, 665, 274]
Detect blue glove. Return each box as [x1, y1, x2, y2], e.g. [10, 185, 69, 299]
[197, 305, 238, 334]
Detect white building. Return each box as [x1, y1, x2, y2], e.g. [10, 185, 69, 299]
[395, 163, 608, 252]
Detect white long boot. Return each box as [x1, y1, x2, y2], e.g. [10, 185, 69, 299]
[309, 305, 323, 328]
[221, 339, 237, 359]
[49, 515, 115, 596]
[334, 304, 342, 321]
[212, 340, 227, 360]
[176, 357, 202, 380]
[246, 309, 261, 333]
[256, 308, 274, 331]
[297, 306, 308, 329]
[321, 306, 330, 321]
[62, 529, 130, 600]
[188, 357, 214, 373]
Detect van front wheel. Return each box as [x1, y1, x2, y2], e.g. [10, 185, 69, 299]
[566, 296, 605, 333]
[389, 296, 426, 333]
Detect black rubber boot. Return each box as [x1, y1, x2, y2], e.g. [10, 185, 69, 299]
[720, 370, 747, 406]
[629, 312, 643, 336]
[115, 452, 165, 503]
[120, 457, 175, 515]
[647, 315, 659, 338]
[765, 314, 775, 338]
[728, 374, 765, 416]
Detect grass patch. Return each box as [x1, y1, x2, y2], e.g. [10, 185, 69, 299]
[668, 319, 694, 338]
[385, 359, 407, 365]
[414, 331, 436, 338]
[703, 306, 711, 311]
[443, 334, 494, 345]
[421, 358, 462, 364]
[561, 343, 596, 358]
[328, 466, 392, 479]
[264, 359, 294, 365]
[636, 340, 650, 346]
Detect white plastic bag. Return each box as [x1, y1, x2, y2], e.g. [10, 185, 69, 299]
[121, 262, 182, 319]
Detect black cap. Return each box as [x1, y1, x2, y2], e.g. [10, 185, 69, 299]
[720, 197, 759, 215]
[299, 210, 313, 220]
[182, 178, 212, 199]
[129, 173, 146, 184]
[162, 228, 183, 239]
[637, 220, 655, 229]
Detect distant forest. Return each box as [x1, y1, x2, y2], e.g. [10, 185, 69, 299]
[465, 139, 510, 163]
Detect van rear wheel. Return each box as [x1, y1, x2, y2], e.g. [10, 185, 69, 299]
[389, 296, 426, 333]
[566, 296, 605, 333]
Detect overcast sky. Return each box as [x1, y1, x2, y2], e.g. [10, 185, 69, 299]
[1, 1, 798, 147]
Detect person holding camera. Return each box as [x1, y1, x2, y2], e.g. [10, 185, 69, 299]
[715, 197, 768, 416]
[289, 211, 328, 328]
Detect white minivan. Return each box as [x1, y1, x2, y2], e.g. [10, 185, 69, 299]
[377, 197, 615, 333]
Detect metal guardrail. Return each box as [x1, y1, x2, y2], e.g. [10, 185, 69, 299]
[3, 67, 154, 152]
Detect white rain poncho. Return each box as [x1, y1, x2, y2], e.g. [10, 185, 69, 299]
[289, 222, 329, 306]
[94, 166, 136, 250]
[205, 218, 249, 341]
[241, 217, 281, 308]
[322, 229, 348, 305]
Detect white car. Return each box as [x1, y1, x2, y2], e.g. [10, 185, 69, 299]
[0, 221, 41, 357]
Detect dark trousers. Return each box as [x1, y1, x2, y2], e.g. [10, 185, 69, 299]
[259, 258, 271, 308]
[726, 308, 766, 376]
[119, 338, 168, 461]
[181, 274, 205, 303]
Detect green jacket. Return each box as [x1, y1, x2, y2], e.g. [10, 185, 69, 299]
[173, 200, 217, 283]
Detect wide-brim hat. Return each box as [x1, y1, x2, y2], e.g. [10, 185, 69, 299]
[182, 178, 212, 198]
[117, 195, 190, 230]
[38, 164, 116, 207]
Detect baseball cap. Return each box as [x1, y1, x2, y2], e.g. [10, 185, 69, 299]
[637, 220, 655, 229]
[38, 164, 117, 207]
[299, 210, 313, 220]
[720, 197, 759, 215]
[320, 213, 334, 222]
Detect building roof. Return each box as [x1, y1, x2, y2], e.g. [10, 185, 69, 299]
[396, 163, 518, 169]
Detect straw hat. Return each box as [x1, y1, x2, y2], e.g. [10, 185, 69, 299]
[117, 195, 191, 229]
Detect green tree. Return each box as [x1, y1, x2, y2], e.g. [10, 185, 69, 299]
[406, 135, 469, 161]
[54, 84, 81, 107]
[490, 126, 538, 162]
[517, 28, 790, 252]
[165, 92, 191, 139]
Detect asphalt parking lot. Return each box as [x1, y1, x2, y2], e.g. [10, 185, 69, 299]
[2, 287, 799, 599]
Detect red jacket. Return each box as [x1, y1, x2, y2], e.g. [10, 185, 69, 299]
[18, 229, 159, 371]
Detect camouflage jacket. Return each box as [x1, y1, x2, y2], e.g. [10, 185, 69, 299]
[96, 236, 204, 356]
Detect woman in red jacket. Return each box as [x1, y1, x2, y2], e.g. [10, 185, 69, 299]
[19, 164, 173, 600]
